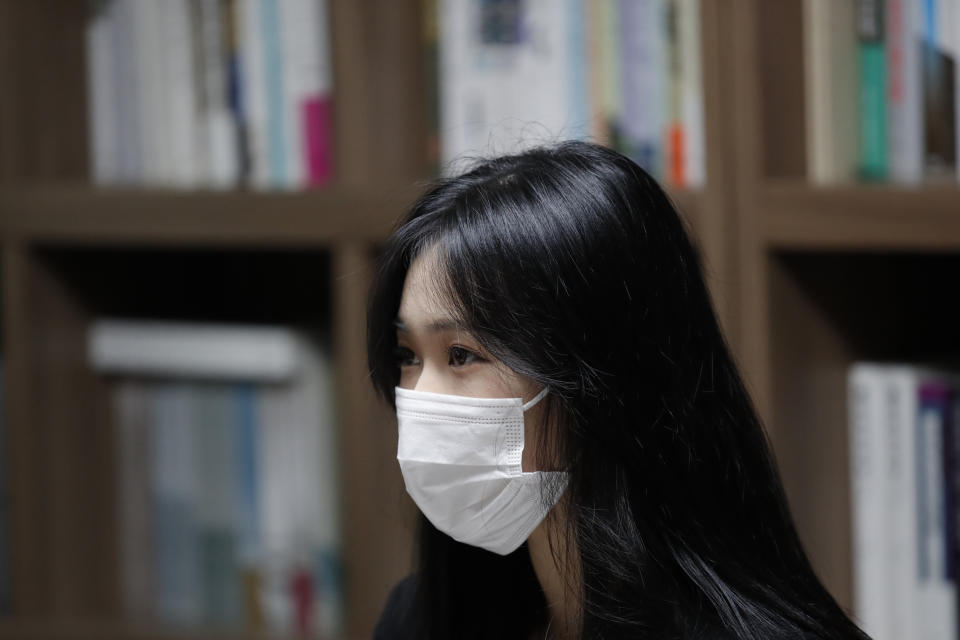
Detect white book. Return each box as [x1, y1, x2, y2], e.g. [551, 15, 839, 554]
[196, 0, 240, 187]
[677, 0, 705, 187]
[88, 319, 302, 382]
[162, 0, 200, 187]
[618, 0, 667, 177]
[847, 363, 892, 640]
[193, 383, 241, 624]
[149, 383, 201, 625]
[111, 0, 144, 184]
[133, 0, 168, 184]
[803, 0, 859, 184]
[439, 0, 591, 174]
[886, 0, 924, 183]
[256, 333, 340, 636]
[86, 1, 119, 185]
[238, 0, 271, 188]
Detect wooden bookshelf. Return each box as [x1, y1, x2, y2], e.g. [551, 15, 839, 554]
[8, 0, 944, 637]
[727, 0, 960, 616]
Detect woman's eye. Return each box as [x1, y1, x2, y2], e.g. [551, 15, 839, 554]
[393, 346, 420, 368]
[448, 345, 482, 367]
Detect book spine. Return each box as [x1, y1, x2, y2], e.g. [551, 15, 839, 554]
[666, 0, 685, 187]
[887, 367, 921, 638]
[88, 319, 301, 381]
[916, 378, 958, 640]
[133, 0, 165, 184]
[198, 0, 240, 187]
[848, 364, 891, 640]
[565, 0, 590, 143]
[598, 0, 623, 151]
[163, 0, 200, 187]
[679, 0, 705, 187]
[194, 384, 241, 625]
[86, 1, 118, 185]
[806, 0, 859, 183]
[260, 0, 287, 187]
[859, 0, 889, 180]
[618, 0, 667, 177]
[921, 0, 958, 178]
[233, 383, 266, 629]
[239, 0, 270, 188]
[150, 383, 201, 625]
[887, 0, 924, 182]
[224, 0, 252, 184]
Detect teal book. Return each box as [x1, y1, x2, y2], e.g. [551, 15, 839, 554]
[858, 0, 888, 180]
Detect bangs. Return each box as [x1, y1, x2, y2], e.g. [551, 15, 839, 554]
[366, 207, 474, 407]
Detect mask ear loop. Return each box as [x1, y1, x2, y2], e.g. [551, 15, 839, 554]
[522, 386, 550, 411]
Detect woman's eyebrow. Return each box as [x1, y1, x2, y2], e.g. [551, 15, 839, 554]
[394, 317, 465, 333]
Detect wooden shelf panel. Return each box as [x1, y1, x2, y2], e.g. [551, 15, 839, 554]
[0, 185, 423, 246]
[760, 182, 960, 251]
[0, 185, 705, 248]
[0, 618, 342, 640]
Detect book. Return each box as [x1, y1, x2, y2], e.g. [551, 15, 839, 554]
[848, 364, 891, 640]
[886, 0, 924, 182]
[439, 0, 592, 173]
[88, 318, 302, 382]
[805, 0, 859, 183]
[921, 0, 958, 178]
[617, 0, 667, 177]
[858, 0, 888, 180]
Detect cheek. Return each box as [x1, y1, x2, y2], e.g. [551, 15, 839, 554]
[398, 366, 418, 390]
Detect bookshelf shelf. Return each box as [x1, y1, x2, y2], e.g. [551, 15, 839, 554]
[761, 182, 960, 250]
[0, 185, 422, 245]
[0, 618, 334, 640]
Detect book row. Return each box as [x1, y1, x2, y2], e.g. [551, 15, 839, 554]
[435, 0, 706, 188]
[92, 320, 342, 637]
[808, 0, 960, 183]
[85, 0, 706, 190]
[85, 0, 334, 189]
[848, 362, 960, 640]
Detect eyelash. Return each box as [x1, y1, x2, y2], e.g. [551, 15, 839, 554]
[393, 345, 484, 368]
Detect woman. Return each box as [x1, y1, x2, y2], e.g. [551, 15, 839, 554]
[366, 141, 869, 639]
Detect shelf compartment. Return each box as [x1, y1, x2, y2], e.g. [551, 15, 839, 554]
[767, 250, 960, 613]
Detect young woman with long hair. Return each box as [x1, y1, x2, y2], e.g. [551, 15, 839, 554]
[365, 141, 870, 639]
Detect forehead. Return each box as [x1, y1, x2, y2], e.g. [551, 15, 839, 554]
[397, 246, 458, 328]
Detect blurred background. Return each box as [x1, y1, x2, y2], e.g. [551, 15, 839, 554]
[0, 0, 958, 638]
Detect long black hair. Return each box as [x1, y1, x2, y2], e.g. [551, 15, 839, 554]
[366, 141, 869, 640]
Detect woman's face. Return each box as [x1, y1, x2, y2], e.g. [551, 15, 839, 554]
[394, 245, 547, 472]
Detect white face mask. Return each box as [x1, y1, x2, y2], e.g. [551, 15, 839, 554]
[395, 385, 568, 555]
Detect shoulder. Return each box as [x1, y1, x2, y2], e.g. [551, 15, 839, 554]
[373, 574, 419, 640]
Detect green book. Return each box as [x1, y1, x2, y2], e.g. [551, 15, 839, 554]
[858, 0, 888, 180]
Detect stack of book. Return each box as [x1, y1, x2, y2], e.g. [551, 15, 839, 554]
[435, 0, 706, 189]
[806, 0, 960, 183]
[85, 0, 333, 190]
[89, 319, 342, 638]
[848, 362, 960, 640]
